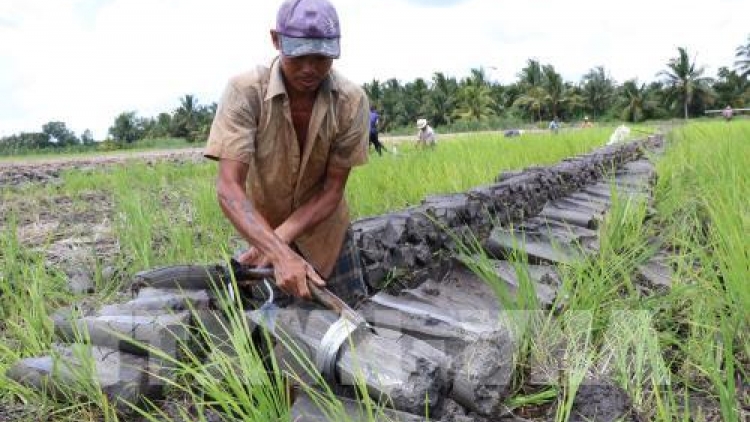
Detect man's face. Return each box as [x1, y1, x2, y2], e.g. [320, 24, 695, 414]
[271, 31, 333, 94]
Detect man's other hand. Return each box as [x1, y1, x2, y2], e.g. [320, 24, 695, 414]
[272, 249, 326, 299]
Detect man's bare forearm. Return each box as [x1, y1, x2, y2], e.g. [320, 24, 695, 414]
[274, 186, 343, 244]
[216, 182, 288, 263]
[274, 164, 350, 244]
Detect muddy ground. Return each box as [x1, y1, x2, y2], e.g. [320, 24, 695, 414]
[0, 149, 210, 295]
[0, 148, 205, 186]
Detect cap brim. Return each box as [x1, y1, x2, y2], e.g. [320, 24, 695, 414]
[279, 34, 340, 58]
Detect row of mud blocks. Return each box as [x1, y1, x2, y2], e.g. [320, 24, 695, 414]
[8, 158, 661, 421]
[266, 159, 661, 421]
[7, 286, 221, 408]
[352, 138, 662, 290]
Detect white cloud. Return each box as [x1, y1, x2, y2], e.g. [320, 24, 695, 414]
[1, 0, 748, 138]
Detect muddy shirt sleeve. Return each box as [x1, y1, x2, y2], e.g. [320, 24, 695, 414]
[329, 94, 369, 169]
[204, 81, 256, 164]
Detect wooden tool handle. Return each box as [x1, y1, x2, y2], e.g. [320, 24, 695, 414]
[309, 282, 345, 315]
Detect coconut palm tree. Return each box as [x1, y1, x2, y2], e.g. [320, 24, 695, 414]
[517, 59, 543, 88]
[426, 72, 459, 126]
[581, 66, 616, 119]
[658, 47, 714, 119]
[735, 35, 750, 78]
[714, 67, 750, 108]
[543, 64, 565, 119]
[513, 86, 547, 123]
[455, 83, 496, 121]
[619, 79, 655, 122]
[363, 79, 383, 109]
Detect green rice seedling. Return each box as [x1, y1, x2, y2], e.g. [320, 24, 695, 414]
[348, 129, 612, 218]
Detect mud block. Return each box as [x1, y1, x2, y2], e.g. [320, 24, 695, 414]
[54, 312, 190, 358]
[636, 253, 673, 291]
[538, 204, 602, 230]
[99, 288, 212, 314]
[131, 264, 226, 292]
[486, 260, 560, 306]
[247, 303, 444, 415]
[484, 227, 587, 265]
[549, 196, 609, 214]
[7, 344, 165, 406]
[291, 390, 426, 422]
[360, 286, 516, 415]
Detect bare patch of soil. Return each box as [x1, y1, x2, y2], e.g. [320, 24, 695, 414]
[0, 148, 204, 186]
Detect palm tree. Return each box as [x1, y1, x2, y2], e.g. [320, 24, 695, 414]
[517, 59, 543, 88]
[363, 79, 383, 109]
[619, 79, 654, 122]
[581, 66, 615, 119]
[735, 35, 750, 78]
[658, 47, 714, 119]
[513, 86, 547, 123]
[173, 94, 200, 140]
[426, 72, 458, 126]
[403, 78, 429, 125]
[714, 67, 750, 108]
[455, 84, 496, 121]
[381, 78, 406, 130]
[468, 67, 489, 88]
[543, 64, 564, 119]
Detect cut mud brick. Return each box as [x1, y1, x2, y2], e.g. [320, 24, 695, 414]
[66, 268, 95, 294]
[585, 182, 647, 201]
[524, 217, 600, 252]
[54, 312, 190, 358]
[551, 196, 609, 214]
[636, 252, 673, 292]
[484, 226, 589, 266]
[130, 264, 228, 293]
[618, 159, 655, 176]
[7, 344, 165, 406]
[247, 303, 444, 415]
[98, 288, 213, 314]
[566, 192, 613, 207]
[291, 390, 427, 422]
[538, 204, 602, 230]
[486, 260, 560, 306]
[359, 283, 516, 416]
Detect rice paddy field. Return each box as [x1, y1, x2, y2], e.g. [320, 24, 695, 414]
[0, 123, 747, 421]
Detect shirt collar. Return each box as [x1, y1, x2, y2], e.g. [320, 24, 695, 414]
[265, 56, 338, 101]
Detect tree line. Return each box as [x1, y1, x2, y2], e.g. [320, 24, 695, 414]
[366, 41, 750, 132]
[2, 38, 748, 155]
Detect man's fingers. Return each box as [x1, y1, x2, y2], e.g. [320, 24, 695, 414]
[307, 267, 326, 287]
[237, 248, 261, 265]
[257, 255, 272, 268]
[298, 276, 311, 300]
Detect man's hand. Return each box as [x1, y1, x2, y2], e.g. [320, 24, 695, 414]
[236, 247, 270, 268]
[271, 249, 326, 299]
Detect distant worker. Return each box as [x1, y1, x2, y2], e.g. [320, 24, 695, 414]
[581, 116, 593, 128]
[548, 117, 560, 134]
[369, 105, 385, 155]
[722, 105, 734, 122]
[416, 118, 436, 148]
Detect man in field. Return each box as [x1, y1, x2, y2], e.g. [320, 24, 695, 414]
[416, 118, 436, 148]
[369, 105, 385, 156]
[722, 105, 734, 121]
[204, 0, 370, 306]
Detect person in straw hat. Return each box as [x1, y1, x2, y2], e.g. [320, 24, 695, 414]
[416, 118, 436, 149]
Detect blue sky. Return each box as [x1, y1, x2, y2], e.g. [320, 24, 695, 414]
[1, 0, 748, 139]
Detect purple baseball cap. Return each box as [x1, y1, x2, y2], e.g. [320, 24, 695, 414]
[276, 0, 341, 59]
